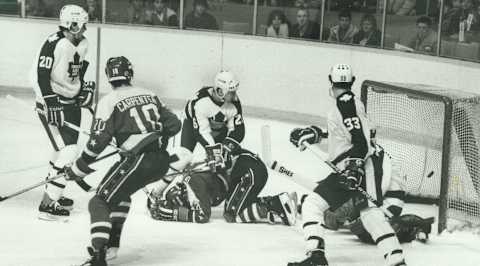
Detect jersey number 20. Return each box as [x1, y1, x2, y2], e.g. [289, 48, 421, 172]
[130, 104, 162, 133]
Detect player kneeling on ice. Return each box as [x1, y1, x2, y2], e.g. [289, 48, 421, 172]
[147, 142, 298, 225]
[63, 56, 181, 266]
[288, 64, 407, 266]
[181, 70, 244, 153]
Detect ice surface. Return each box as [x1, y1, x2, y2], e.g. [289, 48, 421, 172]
[0, 96, 479, 266]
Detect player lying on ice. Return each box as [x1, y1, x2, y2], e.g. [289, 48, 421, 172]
[321, 196, 434, 244]
[146, 141, 298, 226]
[287, 64, 408, 266]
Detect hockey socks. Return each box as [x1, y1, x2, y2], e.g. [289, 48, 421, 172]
[89, 196, 111, 250]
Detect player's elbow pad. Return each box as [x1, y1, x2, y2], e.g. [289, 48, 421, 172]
[162, 117, 182, 136]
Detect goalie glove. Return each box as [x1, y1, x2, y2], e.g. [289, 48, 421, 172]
[289, 125, 326, 151]
[77, 81, 96, 107]
[339, 158, 365, 191]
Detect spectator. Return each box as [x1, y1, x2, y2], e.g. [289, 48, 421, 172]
[127, 0, 147, 24]
[353, 13, 382, 47]
[184, 0, 219, 30]
[461, 0, 476, 30]
[469, 4, 480, 31]
[289, 8, 320, 40]
[327, 9, 359, 43]
[442, 0, 462, 36]
[84, 0, 101, 22]
[408, 16, 437, 54]
[145, 0, 178, 27]
[266, 9, 289, 38]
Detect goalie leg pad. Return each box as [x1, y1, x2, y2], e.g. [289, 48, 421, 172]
[224, 169, 254, 222]
[301, 193, 330, 254]
[360, 207, 405, 265]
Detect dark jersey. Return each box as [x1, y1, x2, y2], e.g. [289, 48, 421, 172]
[184, 86, 244, 147]
[32, 31, 89, 102]
[80, 85, 180, 163]
[161, 149, 267, 223]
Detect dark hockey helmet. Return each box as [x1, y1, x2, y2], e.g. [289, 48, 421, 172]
[105, 56, 134, 83]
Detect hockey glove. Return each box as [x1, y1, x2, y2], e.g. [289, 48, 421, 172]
[290, 126, 326, 151]
[77, 81, 96, 107]
[221, 137, 241, 169]
[39, 96, 65, 127]
[63, 158, 95, 181]
[205, 143, 226, 172]
[339, 158, 365, 191]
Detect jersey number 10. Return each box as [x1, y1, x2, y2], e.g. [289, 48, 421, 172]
[130, 104, 162, 133]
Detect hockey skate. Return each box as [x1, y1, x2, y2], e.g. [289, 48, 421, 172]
[38, 201, 70, 221]
[288, 251, 329, 266]
[57, 196, 74, 210]
[77, 246, 107, 266]
[263, 192, 298, 226]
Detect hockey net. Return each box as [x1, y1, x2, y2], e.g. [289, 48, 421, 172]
[361, 80, 480, 233]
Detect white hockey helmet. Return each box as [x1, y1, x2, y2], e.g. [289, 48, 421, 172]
[59, 5, 88, 34]
[169, 147, 193, 171]
[329, 63, 355, 85]
[214, 70, 239, 100]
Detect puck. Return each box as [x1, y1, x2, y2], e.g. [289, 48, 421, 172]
[427, 171, 434, 178]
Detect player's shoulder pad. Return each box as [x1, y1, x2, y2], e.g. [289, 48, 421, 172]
[336, 91, 357, 117]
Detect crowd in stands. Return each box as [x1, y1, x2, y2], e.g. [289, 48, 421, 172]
[3, 0, 480, 60]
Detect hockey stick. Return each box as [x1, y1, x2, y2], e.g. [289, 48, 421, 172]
[0, 150, 118, 202]
[269, 160, 318, 189]
[302, 142, 394, 218]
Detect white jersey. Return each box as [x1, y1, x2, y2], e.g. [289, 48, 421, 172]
[184, 86, 244, 146]
[31, 31, 89, 102]
[327, 91, 375, 167]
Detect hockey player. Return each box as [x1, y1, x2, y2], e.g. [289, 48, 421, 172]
[288, 64, 407, 266]
[148, 142, 297, 226]
[322, 197, 434, 244]
[32, 4, 96, 220]
[64, 56, 182, 266]
[181, 70, 244, 153]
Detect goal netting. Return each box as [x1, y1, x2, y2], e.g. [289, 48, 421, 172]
[361, 80, 480, 233]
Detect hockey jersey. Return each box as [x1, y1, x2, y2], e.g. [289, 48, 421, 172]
[327, 91, 375, 167]
[184, 86, 244, 146]
[32, 31, 88, 102]
[79, 85, 180, 164]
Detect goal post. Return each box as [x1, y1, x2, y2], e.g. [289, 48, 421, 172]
[360, 80, 480, 233]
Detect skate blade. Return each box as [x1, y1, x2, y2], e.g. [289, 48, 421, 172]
[38, 212, 69, 222]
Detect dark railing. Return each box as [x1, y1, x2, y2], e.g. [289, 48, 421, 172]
[1, 0, 480, 63]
